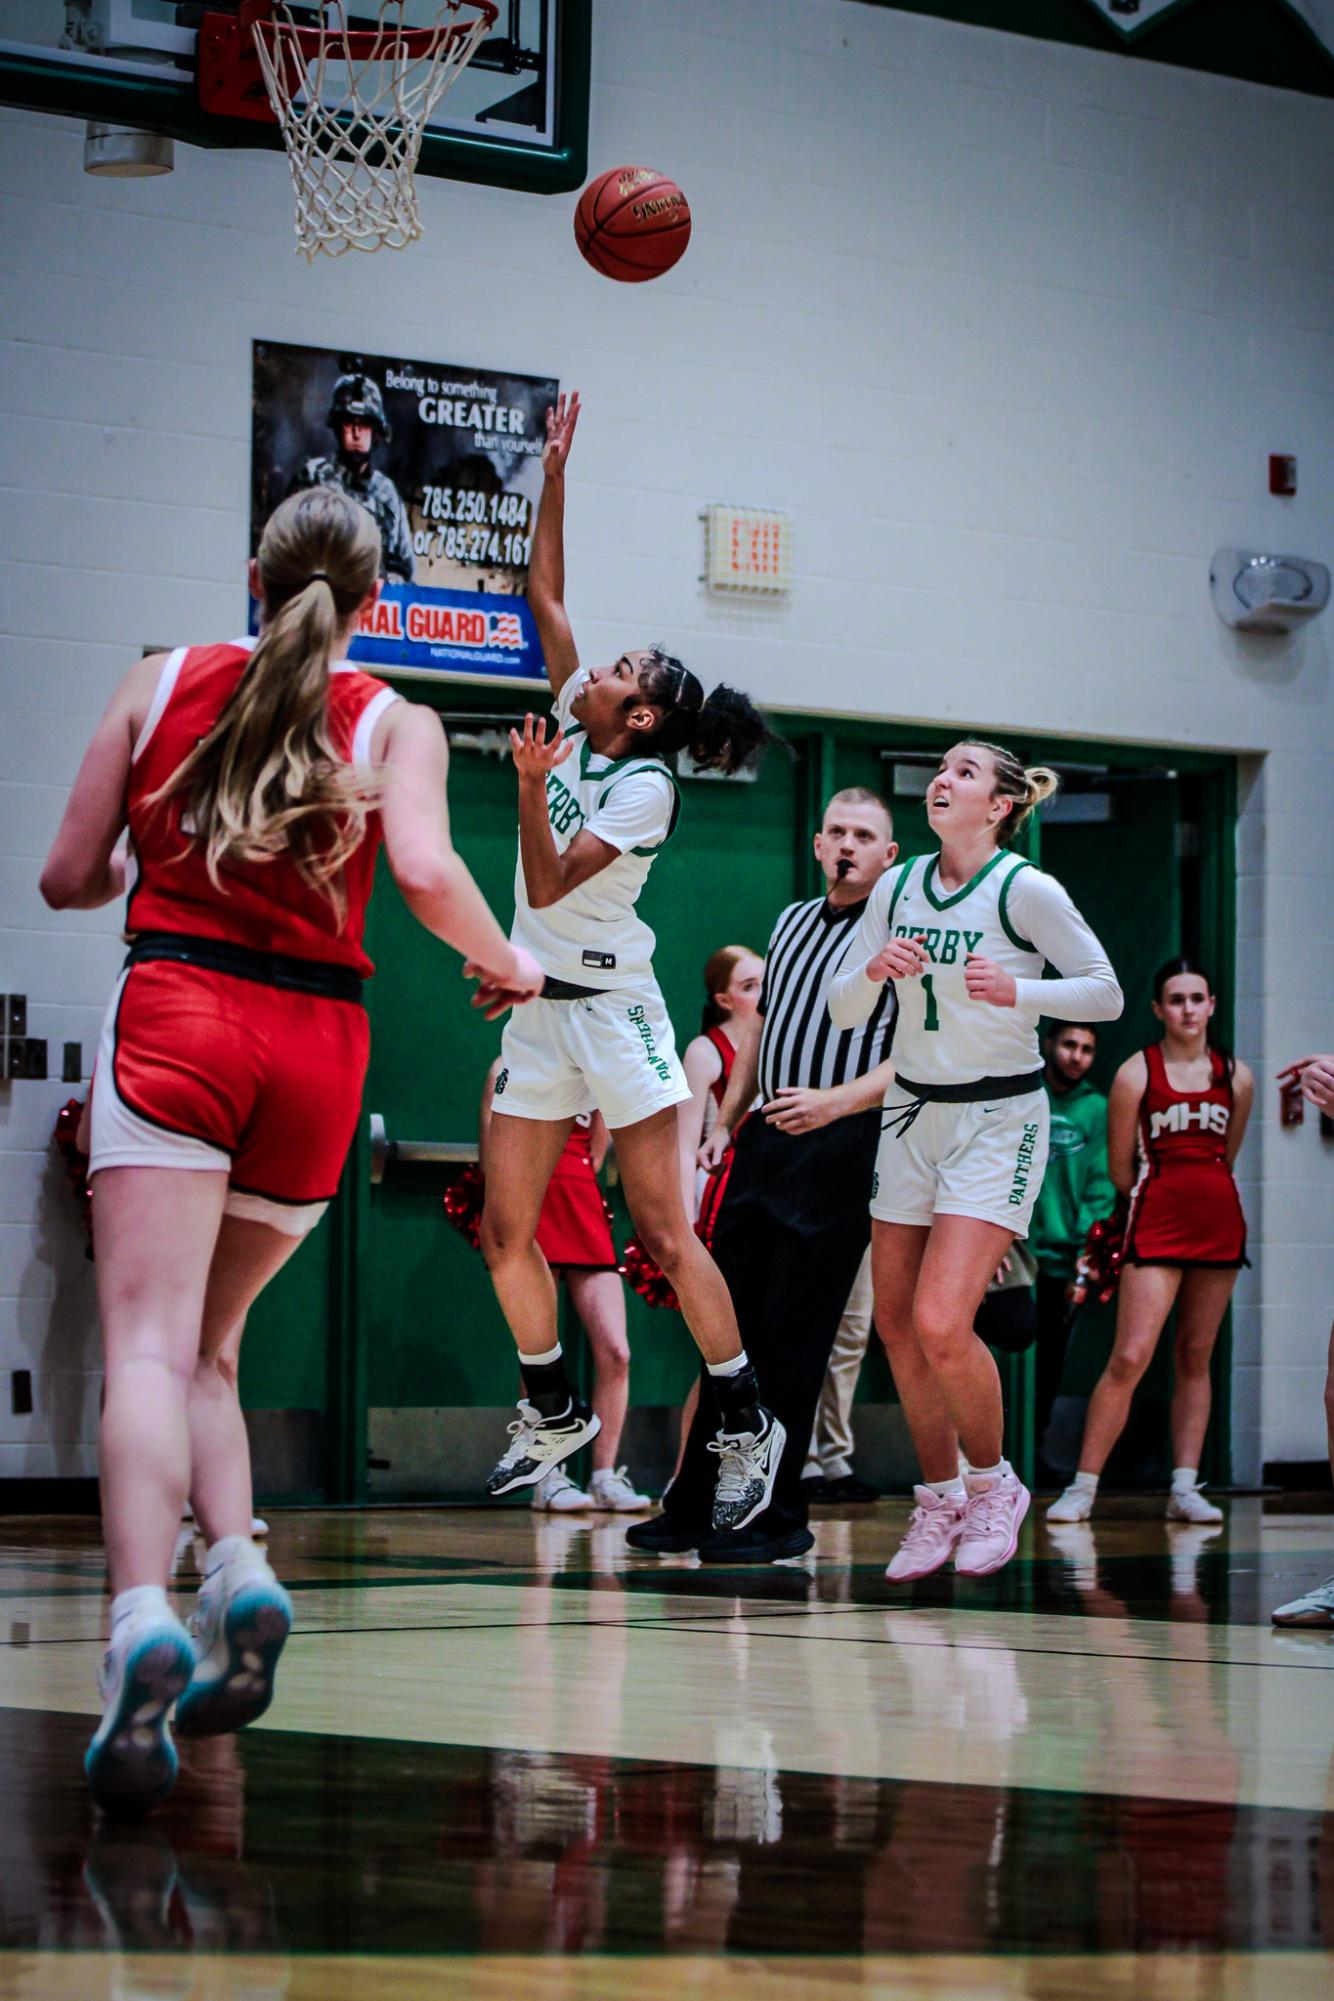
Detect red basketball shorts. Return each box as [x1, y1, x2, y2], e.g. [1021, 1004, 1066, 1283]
[89, 960, 369, 1236]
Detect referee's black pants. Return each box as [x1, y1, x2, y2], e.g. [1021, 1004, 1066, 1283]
[665, 1108, 880, 1540]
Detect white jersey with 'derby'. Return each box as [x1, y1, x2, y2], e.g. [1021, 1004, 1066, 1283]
[496, 668, 691, 1134]
[830, 849, 1122, 1084]
[509, 669, 679, 991]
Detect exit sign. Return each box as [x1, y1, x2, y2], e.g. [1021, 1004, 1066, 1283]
[702, 505, 792, 594]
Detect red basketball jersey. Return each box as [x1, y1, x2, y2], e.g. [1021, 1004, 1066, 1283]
[126, 642, 397, 977]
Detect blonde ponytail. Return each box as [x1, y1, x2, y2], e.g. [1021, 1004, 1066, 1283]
[957, 740, 1061, 846]
[153, 487, 382, 914]
[1021, 765, 1060, 825]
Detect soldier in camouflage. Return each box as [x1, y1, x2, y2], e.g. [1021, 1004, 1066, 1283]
[288, 373, 415, 582]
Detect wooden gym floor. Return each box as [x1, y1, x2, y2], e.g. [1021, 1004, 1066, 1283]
[0, 1495, 1331, 1999]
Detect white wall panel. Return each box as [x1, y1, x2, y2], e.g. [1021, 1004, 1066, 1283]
[1, 0, 1331, 1479]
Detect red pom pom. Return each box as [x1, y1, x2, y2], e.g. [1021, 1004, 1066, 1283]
[1079, 1199, 1128, 1304]
[620, 1234, 680, 1312]
[442, 1164, 486, 1252]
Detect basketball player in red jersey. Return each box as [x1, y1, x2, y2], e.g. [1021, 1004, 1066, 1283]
[1049, 958, 1252, 1526]
[40, 487, 541, 1813]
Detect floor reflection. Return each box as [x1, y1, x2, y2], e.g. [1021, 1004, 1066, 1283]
[3, 1704, 1330, 1963]
[3, 1499, 1331, 1988]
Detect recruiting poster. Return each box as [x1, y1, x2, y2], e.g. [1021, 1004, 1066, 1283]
[250, 340, 558, 681]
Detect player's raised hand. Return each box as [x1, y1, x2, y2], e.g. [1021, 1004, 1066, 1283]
[867, 934, 929, 983]
[964, 954, 1017, 1008]
[542, 391, 581, 478]
[509, 714, 574, 782]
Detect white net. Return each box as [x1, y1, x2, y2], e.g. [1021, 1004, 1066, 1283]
[251, 1, 495, 260]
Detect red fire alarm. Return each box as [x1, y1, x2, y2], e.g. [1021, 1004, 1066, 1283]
[1269, 454, 1297, 496]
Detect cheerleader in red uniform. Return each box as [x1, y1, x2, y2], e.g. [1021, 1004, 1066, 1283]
[666, 947, 765, 1475]
[40, 487, 540, 1812]
[677, 945, 766, 1242]
[1049, 958, 1252, 1526]
[480, 1066, 647, 1514]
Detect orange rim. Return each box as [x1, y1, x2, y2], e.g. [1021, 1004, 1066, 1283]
[249, 2, 497, 65]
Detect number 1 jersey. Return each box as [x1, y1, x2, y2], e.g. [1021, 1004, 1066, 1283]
[831, 850, 1121, 1086]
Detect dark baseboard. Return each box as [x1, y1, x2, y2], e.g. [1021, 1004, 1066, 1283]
[0, 1478, 101, 1516]
[1262, 1460, 1333, 1492]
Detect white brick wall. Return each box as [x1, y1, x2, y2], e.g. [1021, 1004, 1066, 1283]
[2, 0, 1331, 1480]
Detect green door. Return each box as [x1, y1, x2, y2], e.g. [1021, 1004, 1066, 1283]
[1039, 777, 1187, 1485]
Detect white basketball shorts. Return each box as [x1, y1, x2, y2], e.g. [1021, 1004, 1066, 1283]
[869, 1085, 1050, 1237]
[492, 983, 691, 1131]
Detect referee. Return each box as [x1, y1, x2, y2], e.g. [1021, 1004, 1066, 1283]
[629, 787, 899, 1562]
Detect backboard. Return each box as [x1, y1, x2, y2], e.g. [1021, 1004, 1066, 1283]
[0, 1, 588, 193]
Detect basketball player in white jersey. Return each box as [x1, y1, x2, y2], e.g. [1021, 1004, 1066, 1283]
[478, 393, 786, 1535]
[829, 741, 1122, 1580]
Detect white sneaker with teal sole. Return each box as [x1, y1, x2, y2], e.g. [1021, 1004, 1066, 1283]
[85, 1604, 195, 1817]
[175, 1544, 293, 1739]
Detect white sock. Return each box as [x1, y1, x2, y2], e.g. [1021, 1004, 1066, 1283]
[109, 1583, 169, 1633]
[204, 1534, 263, 1577]
[966, 1459, 1007, 1485]
[1069, 1471, 1099, 1496]
[707, 1350, 750, 1378]
[1171, 1466, 1200, 1493]
[926, 1476, 966, 1501]
[523, 1341, 563, 1368]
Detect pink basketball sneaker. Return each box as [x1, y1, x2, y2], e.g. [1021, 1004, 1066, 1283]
[884, 1485, 967, 1582]
[955, 1468, 1030, 1578]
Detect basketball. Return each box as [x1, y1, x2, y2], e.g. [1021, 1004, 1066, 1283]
[574, 164, 691, 283]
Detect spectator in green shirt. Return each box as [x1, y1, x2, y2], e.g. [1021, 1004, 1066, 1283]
[1031, 1021, 1117, 1480]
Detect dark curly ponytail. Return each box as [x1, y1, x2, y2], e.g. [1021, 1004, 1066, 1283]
[634, 646, 774, 776]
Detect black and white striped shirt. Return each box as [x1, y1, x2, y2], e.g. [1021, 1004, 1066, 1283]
[757, 895, 896, 1103]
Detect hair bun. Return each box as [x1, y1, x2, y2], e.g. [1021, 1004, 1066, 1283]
[690, 685, 773, 776]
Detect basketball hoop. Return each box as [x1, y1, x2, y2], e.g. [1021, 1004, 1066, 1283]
[244, 1, 498, 260]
